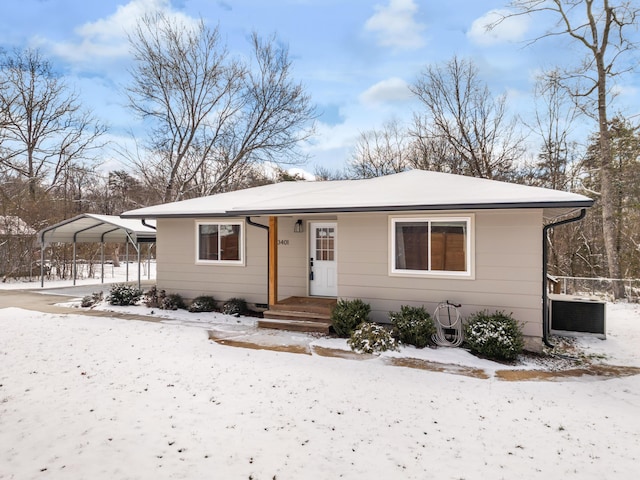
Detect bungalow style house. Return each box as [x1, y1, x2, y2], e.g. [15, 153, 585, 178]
[121, 169, 593, 351]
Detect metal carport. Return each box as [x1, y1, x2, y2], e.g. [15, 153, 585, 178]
[37, 214, 156, 289]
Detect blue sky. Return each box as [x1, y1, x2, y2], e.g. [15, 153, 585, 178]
[1, 0, 638, 174]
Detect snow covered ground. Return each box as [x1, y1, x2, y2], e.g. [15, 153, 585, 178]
[0, 261, 156, 292]
[0, 287, 639, 479]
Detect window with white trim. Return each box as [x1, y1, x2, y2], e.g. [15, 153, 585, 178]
[197, 222, 243, 264]
[391, 217, 472, 276]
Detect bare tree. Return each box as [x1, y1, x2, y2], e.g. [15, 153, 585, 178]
[126, 13, 315, 202]
[348, 119, 409, 178]
[0, 48, 106, 201]
[524, 70, 582, 190]
[409, 56, 526, 180]
[495, 0, 640, 298]
[407, 121, 468, 174]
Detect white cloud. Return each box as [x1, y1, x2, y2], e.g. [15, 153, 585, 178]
[364, 0, 426, 49]
[467, 9, 530, 46]
[359, 77, 412, 105]
[46, 0, 198, 64]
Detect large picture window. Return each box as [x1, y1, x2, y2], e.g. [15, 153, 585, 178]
[391, 217, 472, 276]
[197, 222, 243, 264]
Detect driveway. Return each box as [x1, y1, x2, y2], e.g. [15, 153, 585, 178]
[0, 286, 157, 322]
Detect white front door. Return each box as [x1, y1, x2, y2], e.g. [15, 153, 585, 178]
[309, 222, 337, 297]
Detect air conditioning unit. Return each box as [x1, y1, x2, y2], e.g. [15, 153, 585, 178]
[549, 294, 606, 339]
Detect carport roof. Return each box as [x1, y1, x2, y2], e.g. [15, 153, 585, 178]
[38, 214, 156, 245]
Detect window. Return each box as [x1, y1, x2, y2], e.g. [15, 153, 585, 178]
[391, 217, 472, 276]
[315, 226, 335, 261]
[197, 222, 243, 264]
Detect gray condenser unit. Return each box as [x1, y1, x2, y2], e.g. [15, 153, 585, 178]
[549, 294, 606, 339]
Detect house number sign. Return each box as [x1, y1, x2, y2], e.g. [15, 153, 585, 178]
[278, 239, 290, 246]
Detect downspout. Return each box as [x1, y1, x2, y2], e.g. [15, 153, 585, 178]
[246, 217, 269, 306]
[141, 219, 156, 230]
[542, 208, 587, 348]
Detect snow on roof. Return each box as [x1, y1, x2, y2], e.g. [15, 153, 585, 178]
[121, 170, 593, 219]
[37, 214, 156, 245]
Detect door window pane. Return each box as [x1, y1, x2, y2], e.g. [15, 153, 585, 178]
[316, 227, 335, 261]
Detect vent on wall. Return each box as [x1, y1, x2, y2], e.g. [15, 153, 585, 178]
[549, 294, 606, 339]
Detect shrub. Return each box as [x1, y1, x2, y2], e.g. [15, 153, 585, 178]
[143, 285, 162, 308]
[161, 293, 186, 310]
[348, 322, 399, 354]
[188, 295, 217, 313]
[331, 298, 371, 338]
[390, 305, 436, 348]
[107, 284, 142, 306]
[143, 286, 186, 310]
[464, 311, 524, 361]
[81, 291, 103, 308]
[222, 298, 248, 316]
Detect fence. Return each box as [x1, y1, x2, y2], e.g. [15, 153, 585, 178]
[553, 276, 640, 302]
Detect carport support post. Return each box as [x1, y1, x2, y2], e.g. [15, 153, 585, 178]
[125, 241, 129, 282]
[268, 216, 278, 307]
[100, 242, 105, 284]
[40, 246, 45, 288]
[137, 243, 141, 290]
[72, 241, 77, 286]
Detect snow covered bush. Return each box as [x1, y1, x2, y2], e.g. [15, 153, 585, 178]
[222, 298, 247, 316]
[161, 293, 186, 310]
[107, 284, 142, 306]
[81, 291, 103, 308]
[348, 322, 399, 354]
[464, 311, 524, 361]
[331, 298, 371, 337]
[142, 286, 185, 310]
[188, 295, 217, 313]
[143, 286, 162, 308]
[390, 305, 436, 348]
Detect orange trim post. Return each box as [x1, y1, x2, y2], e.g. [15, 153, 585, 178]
[268, 216, 278, 306]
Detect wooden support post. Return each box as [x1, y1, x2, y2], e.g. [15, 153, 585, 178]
[269, 216, 278, 307]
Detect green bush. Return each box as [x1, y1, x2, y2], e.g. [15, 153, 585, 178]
[107, 284, 142, 306]
[464, 311, 524, 361]
[222, 298, 248, 316]
[348, 322, 399, 354]
[161, 293, 186, 310]
[331, 298, 371, 338]
[188, 295, 217, 313]
[390, 305, 436, 348]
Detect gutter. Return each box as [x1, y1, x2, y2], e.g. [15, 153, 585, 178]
[245, 217, 269, 307]
[120, 200, 594, 220]
[542, 208, 587, 348]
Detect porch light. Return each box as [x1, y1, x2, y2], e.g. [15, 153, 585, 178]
[294, 219, 303, 233]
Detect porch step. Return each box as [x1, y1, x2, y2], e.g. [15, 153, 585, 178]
[262, 310, 331, 323]
[258, 296, 336, 334]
